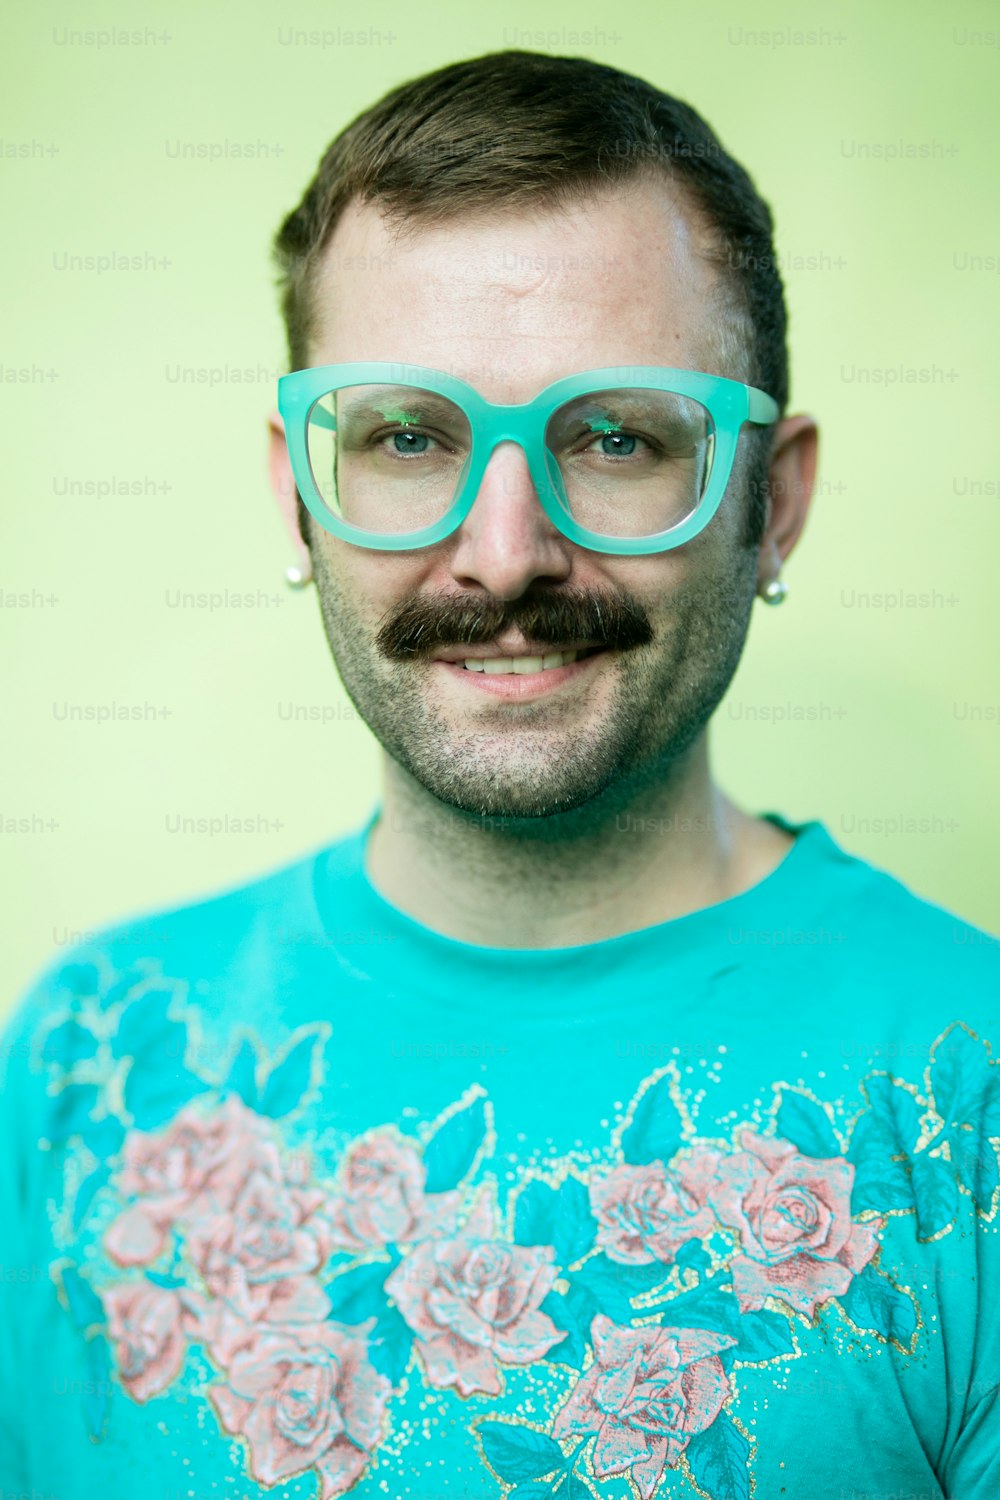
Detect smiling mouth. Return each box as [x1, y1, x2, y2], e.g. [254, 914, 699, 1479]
[456, 646, 606, 674]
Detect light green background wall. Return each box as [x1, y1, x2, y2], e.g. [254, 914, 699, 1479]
[3, 0, 999, 1020]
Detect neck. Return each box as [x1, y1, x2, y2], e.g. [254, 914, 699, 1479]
[364, 736, 794, 949]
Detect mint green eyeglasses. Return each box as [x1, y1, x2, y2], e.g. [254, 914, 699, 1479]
[277, 363, 779, 556]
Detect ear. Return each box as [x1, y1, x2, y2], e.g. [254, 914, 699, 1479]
[755, 413, 819, 593]
[267, 408, 313, 582]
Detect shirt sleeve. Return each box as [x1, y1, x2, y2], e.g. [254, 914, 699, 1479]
[937, 1075, 1000, 1499]
[0, 987, 44, 1486]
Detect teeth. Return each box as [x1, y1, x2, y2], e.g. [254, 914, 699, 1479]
[463, 650, 581, 674]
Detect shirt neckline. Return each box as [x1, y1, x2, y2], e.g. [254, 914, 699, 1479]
[311, 804, 852, 993]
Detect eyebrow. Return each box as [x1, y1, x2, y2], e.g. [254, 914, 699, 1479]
[559, 395, 699, 425]
[337, 386, 458, 424]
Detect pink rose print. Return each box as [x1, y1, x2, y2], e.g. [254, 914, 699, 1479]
[590, 1149, 718, 1265]
[384, 1187, 563, 1396]
[552, 1314, 736, 1499]
[708, 1131, 883, 1318]
[104, 1096, 280, 1267]
[179, 1290, 258, 1369]
[208, 1321, 391, 1498]
[327, 1130, 460, 1252]
[104, 1282, 192, 1402]
[186, 1163, 335, 1326]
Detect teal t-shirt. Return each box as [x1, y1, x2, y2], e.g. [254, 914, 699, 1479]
[2, 807, 999, 1500]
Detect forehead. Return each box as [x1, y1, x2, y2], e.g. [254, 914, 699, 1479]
[309, 175, 731, 396]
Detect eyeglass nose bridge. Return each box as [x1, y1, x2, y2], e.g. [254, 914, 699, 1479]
[459, 414, 573, 527]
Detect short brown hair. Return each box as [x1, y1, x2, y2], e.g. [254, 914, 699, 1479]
[272, 50, 788, 547]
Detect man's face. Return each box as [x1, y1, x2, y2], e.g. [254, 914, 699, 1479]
[293, 176, 762, 824]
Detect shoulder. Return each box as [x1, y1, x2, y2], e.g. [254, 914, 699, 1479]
[0, 838, 337, 1086]
[799, 818, 999, 972]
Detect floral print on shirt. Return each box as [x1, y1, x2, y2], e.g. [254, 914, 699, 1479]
[36, 959, 1000, 1500]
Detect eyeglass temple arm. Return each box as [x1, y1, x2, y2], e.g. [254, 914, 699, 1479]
[748, 389, 780, 425]
[307, 407, 337, 431]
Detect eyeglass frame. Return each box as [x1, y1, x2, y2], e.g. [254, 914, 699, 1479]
[277, 362, 780, 557]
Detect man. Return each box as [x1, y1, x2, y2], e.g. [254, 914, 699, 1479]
[1, 49, 997, 1500]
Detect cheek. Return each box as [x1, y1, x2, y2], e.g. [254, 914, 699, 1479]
[327, 554, 441, 648]
[607, 560, 686, 627]
[680, 515, 757, 598]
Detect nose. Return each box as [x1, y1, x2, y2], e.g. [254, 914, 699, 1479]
[445, 440, 573, 597]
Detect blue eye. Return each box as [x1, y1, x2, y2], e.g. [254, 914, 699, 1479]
[390, 431, 431, 455]
[582, 429, 653, 460]
[596, 432, 639, 457]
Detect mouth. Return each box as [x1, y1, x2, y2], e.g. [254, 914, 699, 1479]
[431, 641, 605, 669]
[433, 645, 611, 700]
[455, 644, 604, 674]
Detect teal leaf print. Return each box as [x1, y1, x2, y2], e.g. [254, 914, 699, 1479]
[367, 1302, 414, 1386]
[257, 1026, 325, 1117]
[46, 1081, 99, 1143]
[557, 1253, 674, 1351]
[123, 1057, 207, 1129]
[59, 1263, 105, 1332]
[675, 1238, 713, 1278]
[223, 1035, 260, 1108]
[911, 1152, 960, 1239]
[561, 1477, 598, 1500]
[81, 1114, 125, 1160]
[774, 1089, 840, 1158]
[82, 1333, 111, 1441]
[111, 987, 186, 1062]
[72, 1163, 112, 1231]
[540, 1283, 601, 1369]
[839, 1262, 918, 1349]
[578, 1252, 673, 1297]
[734, 1308, 796, 1363]
[621, 1071, 683, 1165]
[685, 1411, 751, 1500]
[41, 1017, 98, 1067]
[948, 1128, 1000, 1213]
[571, 1254, 653, 1325]
[930, 1024, 997, 1134]
[986, 1082, 1000, 1141]
[54, 961, 103, 1000]
[423, 1090, 487, 1192]
[647, 1277, 743, 1343]
[325, 1257, 399, 1322]
[145, 1269, 185, 1290]
[848, 1112, 915, 1215]
[514, 1176, 597, 1268]
[478, 1422, 565, 1484]
[863, 1075, 922, 1153]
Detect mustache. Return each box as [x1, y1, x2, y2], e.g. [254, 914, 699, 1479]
[375, 585, 654, 659]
